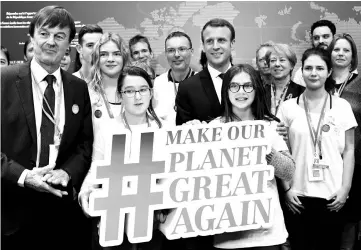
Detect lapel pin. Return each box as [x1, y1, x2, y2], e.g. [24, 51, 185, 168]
[94, 109, 102, 118]
[72, 104, 79, 114]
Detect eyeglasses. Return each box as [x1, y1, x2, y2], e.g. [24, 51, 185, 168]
[229, 83, 254, 93]
[121, 87, 152, 98]
[165, 47, 192, 55]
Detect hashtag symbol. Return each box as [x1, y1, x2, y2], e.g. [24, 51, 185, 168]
[90, 132, 165, 247]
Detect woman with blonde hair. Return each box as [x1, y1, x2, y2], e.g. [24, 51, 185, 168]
[265, 43, 305, 116]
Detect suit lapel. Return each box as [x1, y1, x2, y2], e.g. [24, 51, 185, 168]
[15, 63, 37, 145]
[200, 67, 221, 113]
[59, 70, 74, 148]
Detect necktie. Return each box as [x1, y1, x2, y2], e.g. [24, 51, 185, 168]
[219, 73, 225, 80]
[39, 75, 56, 167]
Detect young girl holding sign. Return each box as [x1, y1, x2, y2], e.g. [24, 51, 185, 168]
[79, 66, 167, 250]
[277, 48, 357, 250]
[211, 64, 295, 250]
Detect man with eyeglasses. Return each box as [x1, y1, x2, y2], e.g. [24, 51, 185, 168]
[153, 31, 195, 124]
[293, 19, 336, 87]
[175, 18, 235, 126]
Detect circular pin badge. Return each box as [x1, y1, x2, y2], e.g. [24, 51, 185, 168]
[322, 124, 330, 132]
[72, 104, 79, 114]
[94, 109, 102, 118]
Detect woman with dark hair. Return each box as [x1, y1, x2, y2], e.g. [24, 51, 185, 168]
[1, 45, 10, 67]
[328, 33, 361, 250]
[278, 48, 357, 250]
[211, 64, 295, 250]
[79, 66, 166, 250]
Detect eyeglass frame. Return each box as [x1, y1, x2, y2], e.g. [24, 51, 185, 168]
[228, 82, 254, 93]
[120, 87, 152, 98]
[165, 47, 193, 55]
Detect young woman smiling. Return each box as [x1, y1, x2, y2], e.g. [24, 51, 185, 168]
[278, 48, 357, 250]
[211, 64, 295, 250]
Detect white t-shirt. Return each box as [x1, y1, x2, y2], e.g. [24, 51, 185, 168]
[211, 118, 289, 249]
[153, 70, 177, 125]
[277, 95, 357, 199]
[72, 71, 82, 80]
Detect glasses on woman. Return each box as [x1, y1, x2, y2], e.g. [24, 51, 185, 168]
[121, 87, 151, 98]
[229, 82, 254, 93]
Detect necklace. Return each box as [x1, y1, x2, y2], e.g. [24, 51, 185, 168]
[334, 72, 352, 97]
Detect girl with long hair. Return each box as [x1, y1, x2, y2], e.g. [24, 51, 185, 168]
[212, 64, 295, 250]
[80, 66, 166, 250]
[278, 48, 357, 250]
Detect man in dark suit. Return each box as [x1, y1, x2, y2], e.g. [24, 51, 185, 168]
[1, 6, 93, 250]
[176, 18, 235, 126]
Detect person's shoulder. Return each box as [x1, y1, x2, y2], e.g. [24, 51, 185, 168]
[181, 68, 203, 86]
[153, 71, 169, 86]
[333, 94, 352, 108]
[209, 116, 224, 125]
[1, 63, 27, 78]
[63, 70, 87, 86]
[72, 71, 81, 79]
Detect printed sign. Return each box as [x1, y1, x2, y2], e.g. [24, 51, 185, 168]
[89, 120, 275, 247]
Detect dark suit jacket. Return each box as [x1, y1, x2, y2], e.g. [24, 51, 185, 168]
[175, 67, 221, 125]
[1, 62, 93, 235]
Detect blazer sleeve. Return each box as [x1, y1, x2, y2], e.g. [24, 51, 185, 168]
[1, 152, 26, 184]
[175, 80, 193, 126]
[61, 83, 94, 191]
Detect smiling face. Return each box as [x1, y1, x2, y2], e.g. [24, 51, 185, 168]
[99, 40, 123, 78]
[131, 41, 152, 63]
[270, 51, 293, 80]
[331, 39, 353, 69]
[302, 54, 331, 91]
[202, 26, 234, 72]
[31, 24, 70, 71]
[228, 71, 255, 113]
[165, 36, 193, 72]
[120, 75, 152, 117]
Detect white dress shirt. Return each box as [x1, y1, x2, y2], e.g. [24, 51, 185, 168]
[18, 59, 66, 186]
[207, 63, 232, 103]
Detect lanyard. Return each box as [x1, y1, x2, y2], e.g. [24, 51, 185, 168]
[170, 68, 194, 111]
[122, 111, 151, 132]
[303, 93, 329, 159]
[270, 81, 290, 115]
[97, 84, 115, 119]
[32, 72, 63, 144]
[334, 72, 352, 97]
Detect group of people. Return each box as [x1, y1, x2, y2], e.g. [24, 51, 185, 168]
[1, 5, 360, 250]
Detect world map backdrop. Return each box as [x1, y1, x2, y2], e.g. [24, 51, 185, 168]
[1, 1, 360, 74]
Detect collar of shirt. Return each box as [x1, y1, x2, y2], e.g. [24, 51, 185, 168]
[207, 63, 232, 80]
[30, 58, 61, 86]
[167, 68, 194, 83]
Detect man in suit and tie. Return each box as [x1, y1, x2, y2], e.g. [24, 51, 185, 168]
[175, 18, 235, 125]
[1, 6, 93, 250]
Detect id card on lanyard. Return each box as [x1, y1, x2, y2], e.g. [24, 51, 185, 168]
[303, 93, 330, 182]
[32, 73, 63, 166]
